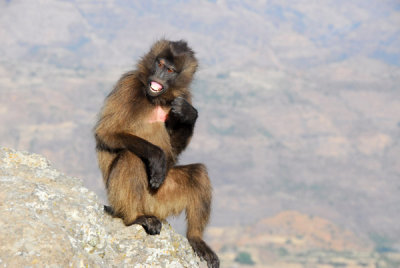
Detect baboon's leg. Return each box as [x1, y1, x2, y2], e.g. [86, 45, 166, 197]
[181, 164, 212, 238]
[154, 163, 219, 268]
[108, 160, 218, 266]
[106, 152, 147, 225]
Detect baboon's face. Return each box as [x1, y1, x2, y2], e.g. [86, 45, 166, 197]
[147, 57, 178, 97]
[140, 40, 198, 103]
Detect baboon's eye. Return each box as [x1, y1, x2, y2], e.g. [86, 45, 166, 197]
[167, 68, 174, 73]
[158, 62, 163, 68]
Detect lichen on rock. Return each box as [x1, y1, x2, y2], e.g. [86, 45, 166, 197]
[0, 147, 201, 267]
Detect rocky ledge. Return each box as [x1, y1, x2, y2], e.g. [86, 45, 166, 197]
[0, 147, 201, 267]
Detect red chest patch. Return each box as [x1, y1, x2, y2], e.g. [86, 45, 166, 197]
[148, 106, 168, 123]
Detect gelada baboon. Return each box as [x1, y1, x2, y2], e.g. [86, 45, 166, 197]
[94, 39, 219, 267]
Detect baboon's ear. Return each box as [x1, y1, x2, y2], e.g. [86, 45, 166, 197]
[170, 40, 194, 57]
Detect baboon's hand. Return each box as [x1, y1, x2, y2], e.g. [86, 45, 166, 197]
[147, 148, 167, 190]
[170, 97, 198, 124]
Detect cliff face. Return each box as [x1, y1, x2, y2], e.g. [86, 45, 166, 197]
[0, 147, 201, 267]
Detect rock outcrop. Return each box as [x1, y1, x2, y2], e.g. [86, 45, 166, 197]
[0, 147, 201, 267]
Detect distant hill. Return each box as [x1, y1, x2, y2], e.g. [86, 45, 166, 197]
[207, 211, 400, 267]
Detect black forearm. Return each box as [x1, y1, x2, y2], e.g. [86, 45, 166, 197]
[117, 133, 163, 161]
[165, 97, 198, 155]
[96, 132, 167, 190]
[165, 121, 195, 155]
[95, 132, 162, 162]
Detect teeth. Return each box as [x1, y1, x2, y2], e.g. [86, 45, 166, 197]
[150, 81, 163, 92]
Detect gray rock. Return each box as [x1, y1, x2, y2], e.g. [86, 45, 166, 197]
[0, 147, 201, 267]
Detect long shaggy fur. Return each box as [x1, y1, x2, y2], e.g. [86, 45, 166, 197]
[94, 39, 219, 268]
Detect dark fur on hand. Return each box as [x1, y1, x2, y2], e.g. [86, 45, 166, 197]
[189, 237, 220, 268]
[145, 147, 167, 190]
[131, 215, 162, 235]
[170, 97, 198, 125]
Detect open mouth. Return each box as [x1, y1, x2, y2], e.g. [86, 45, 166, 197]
[149, 81, 164, 93]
